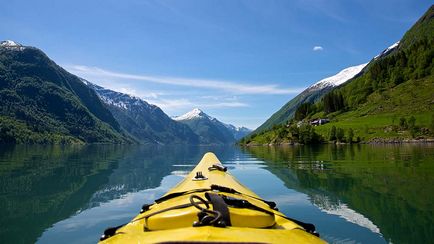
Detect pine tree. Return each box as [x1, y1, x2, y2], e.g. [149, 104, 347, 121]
[329, 126, 336, 141]
[348, 128, 354, 143]
[336, 128, 345, 142]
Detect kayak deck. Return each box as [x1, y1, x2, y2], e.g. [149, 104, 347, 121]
[99, 152, 325, 243]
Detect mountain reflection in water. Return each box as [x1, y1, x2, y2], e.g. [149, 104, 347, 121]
[0, 144, 432, 243]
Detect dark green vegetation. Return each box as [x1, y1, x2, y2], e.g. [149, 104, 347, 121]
[244, 5, 434, 145]
[0, 46, 132, 144]
[240, 123, 321, 145]
[245, 144, 434, 244]
[86, 82, 199, 144]
[322, 91, 345, 114]
[294, 102, 315, 121]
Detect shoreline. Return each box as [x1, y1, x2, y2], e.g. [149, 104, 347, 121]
[242, 138, 434, 147]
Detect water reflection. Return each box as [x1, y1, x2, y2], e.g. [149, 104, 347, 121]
[0, 144, 433, 243]
[0, 145, 121, 244]
[244, 144, 434, 244]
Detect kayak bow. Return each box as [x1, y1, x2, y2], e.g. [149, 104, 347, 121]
[99, 152, 326, 243]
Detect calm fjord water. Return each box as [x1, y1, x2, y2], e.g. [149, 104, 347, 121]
[0, 144, 433, 243]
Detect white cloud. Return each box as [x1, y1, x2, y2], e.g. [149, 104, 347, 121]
[201, 102, 249, 108]
[147, 98, 248, 111]
[118, 87, 139, 97]
[147, 98, 193, 110]
[313, 46, 324, 51]
[65, 65, 302, 95]
[117, 87, 164, 99]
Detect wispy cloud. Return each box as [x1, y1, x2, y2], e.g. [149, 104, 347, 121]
[147, 98, 193, 110]
[313, 46, 324, 51]
[202, 102, 249, 108]
[147, 98, 248, 111]
[296, 0, 347, 22]
[65, 65, 302, 95]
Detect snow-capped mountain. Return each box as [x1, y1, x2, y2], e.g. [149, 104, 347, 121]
[174, 108, 251, 144]
[173, 108, 213, 121]
[84, 80, 199, 144]
[254, 40, 400, 133]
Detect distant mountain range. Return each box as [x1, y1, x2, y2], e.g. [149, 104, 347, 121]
[173, 108, 251, 144]
[85, 82, 251, 145]
[83, 80, 199, 144]
[0, 41, 250, 145]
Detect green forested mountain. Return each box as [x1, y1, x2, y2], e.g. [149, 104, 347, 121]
[337, 6, 434, 109]
[0, 41, 132, 144]
[243, 5, 434, 145]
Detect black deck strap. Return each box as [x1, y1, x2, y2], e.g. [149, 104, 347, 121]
[281, 216, 317, 235]
[140, 203, 153, 213]
[205, 192, 231, 226]
[221, 195, 274, 217]
[154, 188, 210, 203]
[210, 184, 277, 210]
[208, 163, 227, 172]
[99, 224, 125, 241]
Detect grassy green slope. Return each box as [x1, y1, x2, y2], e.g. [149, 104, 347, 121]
[313, 76, 434, 141]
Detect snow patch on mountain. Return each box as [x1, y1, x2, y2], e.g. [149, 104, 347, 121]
[309, 63, 368, 90]
[374, 41, 400, 60]
[173, 108, 214, 121]
[223, 123, 250, 133]
[80, 78, 154, 110]
[0, 40, 25, 51]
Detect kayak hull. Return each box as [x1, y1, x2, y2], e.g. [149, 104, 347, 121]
[99, 152, 325, 243]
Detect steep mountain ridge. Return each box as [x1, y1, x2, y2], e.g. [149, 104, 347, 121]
[84, 81, 199, 144]
[0, 41, 130, 144]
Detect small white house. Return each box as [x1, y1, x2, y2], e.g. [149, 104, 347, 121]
[310, 118, 330, 126]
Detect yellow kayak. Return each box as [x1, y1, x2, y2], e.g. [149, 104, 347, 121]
[99, 152, 326, 243]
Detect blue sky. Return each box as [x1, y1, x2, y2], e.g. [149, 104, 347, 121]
[1, 0, 432, 129]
